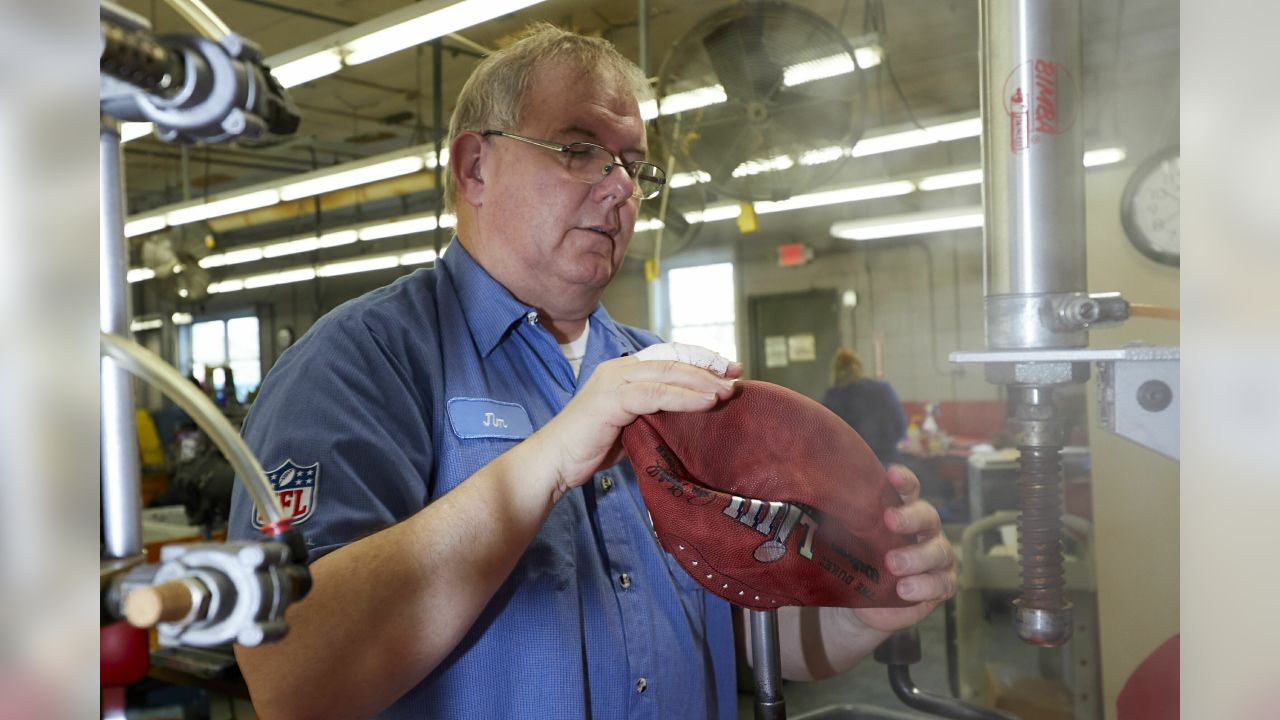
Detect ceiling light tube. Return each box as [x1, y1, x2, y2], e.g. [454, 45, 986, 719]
[127, 268, 156, 283]
[130, 318, 164, 332]
[668, 171, 711, 189]
[124, 215, 166, 238]
[658, 85, 728, 116]
[171, 312, 193, 325]
[684, 205, 742, 224]
[199, 247, 265, 269]
[1083, 147, 1127, 167]
[359, 215, 439, 241]
[207, 279, 244, 295]
[120, 122, 153, 143]
[399, 249, 439, 266]
[279, 156, 424, 201]
[344, 0, 547, 66]
[165, 189, 281, 226]
[243, 268, 316, 289]
[919, 168, 984, 191]
[271, 48, 344, 89]
[755, 181, 916, 215]
[317, 256, 401, 277]
[831, 206, 984, 241]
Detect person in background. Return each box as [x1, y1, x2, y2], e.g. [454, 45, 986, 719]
[822, 348, 908, 467]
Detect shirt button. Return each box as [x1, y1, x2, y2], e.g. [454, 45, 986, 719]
[526, 310, 539, 324]
[619, 573, 631, 589]
[635, 677, 647, 693]
[600, 475, 614, 492]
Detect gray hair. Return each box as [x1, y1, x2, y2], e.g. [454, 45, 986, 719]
[444, 22, 651, 211]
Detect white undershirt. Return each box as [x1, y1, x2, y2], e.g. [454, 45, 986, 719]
[558, 322, 591, 377]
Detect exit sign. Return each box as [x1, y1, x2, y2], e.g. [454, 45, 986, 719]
[777, 243, 813, 267]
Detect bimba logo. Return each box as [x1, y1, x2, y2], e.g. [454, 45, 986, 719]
[1003, 58, 1077, 153]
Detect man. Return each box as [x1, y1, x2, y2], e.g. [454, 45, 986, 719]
[229, 23, 954, 719]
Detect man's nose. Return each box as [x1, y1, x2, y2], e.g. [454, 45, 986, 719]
[593, 162, 638, 204]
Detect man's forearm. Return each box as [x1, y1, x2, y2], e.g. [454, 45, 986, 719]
[235, 435, 563, 720]
[738, 606, 891, 682]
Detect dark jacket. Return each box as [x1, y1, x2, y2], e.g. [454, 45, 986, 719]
[821, 379, 907, 467]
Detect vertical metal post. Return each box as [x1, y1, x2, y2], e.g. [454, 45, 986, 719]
[980, 0, 1085, 647]
[637, 0, 650, 76]
[750, 609, 786, 720]
[100, 119, 143, 559]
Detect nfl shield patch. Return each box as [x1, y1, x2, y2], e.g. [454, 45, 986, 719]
[252, 459, 319, 529]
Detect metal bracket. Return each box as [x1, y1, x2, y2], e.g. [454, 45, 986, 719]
[951, 346, 1179, 461]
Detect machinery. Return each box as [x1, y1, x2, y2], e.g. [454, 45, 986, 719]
[98, 1, 310, 715]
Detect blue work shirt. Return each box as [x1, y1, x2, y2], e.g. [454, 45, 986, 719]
[228, 241, 737, 719]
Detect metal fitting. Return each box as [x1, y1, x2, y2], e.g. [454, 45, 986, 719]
[984, 361, 1090, 386]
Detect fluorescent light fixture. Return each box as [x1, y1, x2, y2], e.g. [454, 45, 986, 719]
[799, 146, 847, 166]
[782, 46, 882, 87]
[344, 0, 547, 66]
[165, 190, 281, 226]
[171, 312, 193, 325]
[1083, 147, 1127, 167]
[733, 155, 794, 178]
[130, 318, 164, 332]
[424, 148, 450, 169]
[919, 168, 983, 191]
[851, 116, 982, 158]
[243, 268, 316, 289]
[668, 171, 710, 189]
[262, 229, 359, 259]
[659, 85, 728, 116]
[207, 279, 244, 295]
[399, 249, 439, 266]
[199, 247, 265, 269]
[127, 268, 156, 283]
[756, 181, 915, 215]
[639, 99, 658, 121]
[279, 156, 424, 201]
[124, 215, 166, 238]
[634, 218, 666, 233]
[832, 206, 984, 241]
[271, 49, 343, 89]
[685, 205, 741, 224]
[359, 215, 439, 241]
[317, 256, 400, 277]
[120, 122, 153, 143]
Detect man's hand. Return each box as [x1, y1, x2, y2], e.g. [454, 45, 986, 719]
[852, 464, 957, 632]
[531, 343, 742, 502]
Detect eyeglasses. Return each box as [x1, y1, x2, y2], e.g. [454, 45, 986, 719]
[481, 129, 666, 201]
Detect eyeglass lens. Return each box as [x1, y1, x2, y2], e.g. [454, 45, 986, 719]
[564, 144, 664, 199]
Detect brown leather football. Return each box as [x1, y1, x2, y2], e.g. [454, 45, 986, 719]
[621, 380, 911, 610]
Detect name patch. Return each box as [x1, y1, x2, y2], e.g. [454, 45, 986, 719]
[447, 397, 533, 440]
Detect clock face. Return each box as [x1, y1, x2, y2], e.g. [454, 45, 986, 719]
[1122, 148, 1180, 266]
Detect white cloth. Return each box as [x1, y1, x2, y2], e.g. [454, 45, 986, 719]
[633, 341, 731, 377]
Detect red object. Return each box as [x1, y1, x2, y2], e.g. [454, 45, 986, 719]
[777, 242, 810, 267]
[900, 400, 1007, 443]
[100, 621, 149, 688]
[1117, 634, 1179, 720]
[622, 381, 910, 610]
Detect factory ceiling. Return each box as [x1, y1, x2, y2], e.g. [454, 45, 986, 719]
[111, 0, 1178, 276]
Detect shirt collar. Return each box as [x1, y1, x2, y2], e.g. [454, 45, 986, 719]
[439, 239, 536, 358]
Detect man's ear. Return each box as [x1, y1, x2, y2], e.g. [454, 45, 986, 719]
[451, 132, 486, 206]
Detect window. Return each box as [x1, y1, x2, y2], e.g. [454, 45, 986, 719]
[667, 262, 737, 361]
[190, 316, 261, 403]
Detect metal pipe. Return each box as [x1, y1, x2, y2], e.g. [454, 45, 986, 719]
[638, 0, 650, 76]
[162, 0, 232, 42]
[980, 0, 1088, 349]
[886, 666, 1020, 720]
[100, 120, 143, 559]
[749, 609, 786, 720]
[100, 332, 287, 528]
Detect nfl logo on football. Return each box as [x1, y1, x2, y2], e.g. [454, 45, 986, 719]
[252, 459, 319, 528]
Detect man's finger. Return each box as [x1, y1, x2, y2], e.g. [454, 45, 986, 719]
[619, 359, 737, 399]
[886, 464, 921, 503]
[886, 534, 954, 576]
[886, 500, 941, 536]
[897, 569, 958, 603]
[616, 381, 720, 417]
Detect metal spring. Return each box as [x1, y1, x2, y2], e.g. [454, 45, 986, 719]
[1016, 445, 1068, 609]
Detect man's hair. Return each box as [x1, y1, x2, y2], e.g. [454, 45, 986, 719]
[833, 348, 864, 386]
[444, 22, 651, 211]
